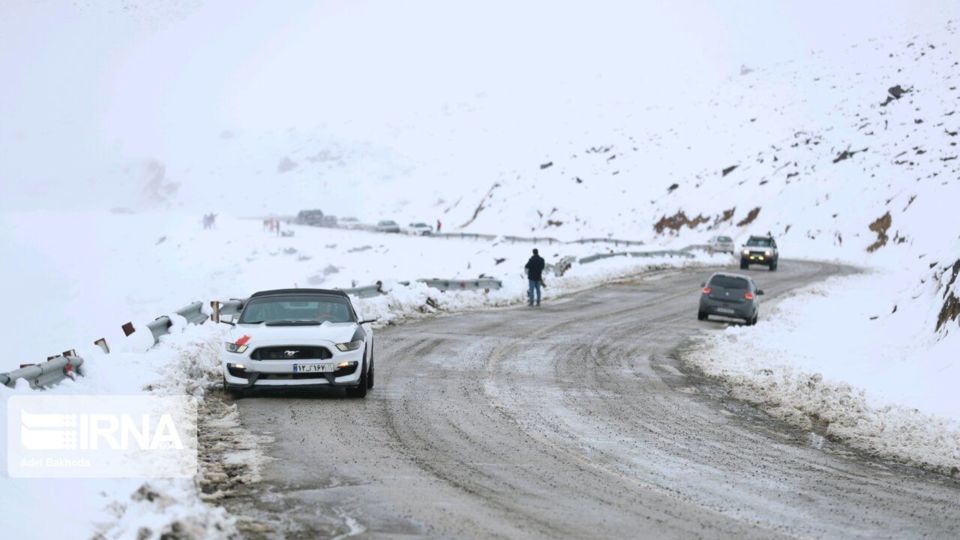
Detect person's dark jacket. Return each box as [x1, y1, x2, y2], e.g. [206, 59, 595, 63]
[525, 255, 545, 282]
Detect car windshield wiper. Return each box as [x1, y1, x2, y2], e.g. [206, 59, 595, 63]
[264, 320, 323, 326]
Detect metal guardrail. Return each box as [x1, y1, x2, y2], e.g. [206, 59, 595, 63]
[418, 277, 503, 292]
[547, 256, 576, 276]
[342, 284, 384, 298]
[432, 232, 647, 248]
[143, 301, 210, 344]
[502, 235, 560, 245]
[433, 232, 499, 241]
[578, 249, 695, 264]
[570, 237, 646, 247]
[0, 355, 83, 389]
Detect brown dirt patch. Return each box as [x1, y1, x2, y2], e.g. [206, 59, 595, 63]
[736, 207, 761, 227]
[654, 211, 710, 234]
[866, 212, 892, 252]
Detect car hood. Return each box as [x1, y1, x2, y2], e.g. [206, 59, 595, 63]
[227, 322, 360, 346]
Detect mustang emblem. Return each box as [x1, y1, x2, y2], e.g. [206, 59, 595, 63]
[283, 350, 299, 357]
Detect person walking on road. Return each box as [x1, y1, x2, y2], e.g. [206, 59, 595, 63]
[524, 248, 546, 306]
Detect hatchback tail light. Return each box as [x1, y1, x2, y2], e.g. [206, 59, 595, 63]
[702, 287, 712, 294]
[744, 292, 755, 300]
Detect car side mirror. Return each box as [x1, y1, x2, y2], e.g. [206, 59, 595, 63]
[359, 318, 379, 325]
[757, 289, 765, 295]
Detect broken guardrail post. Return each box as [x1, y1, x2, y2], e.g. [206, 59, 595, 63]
[94, 338, 110, 354]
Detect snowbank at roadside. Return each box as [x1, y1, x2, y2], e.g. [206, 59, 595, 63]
[685, 269, 960, 474]
[0, 320, 243, 540]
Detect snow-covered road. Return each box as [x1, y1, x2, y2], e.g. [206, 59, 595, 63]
[215, 260, 960, 538]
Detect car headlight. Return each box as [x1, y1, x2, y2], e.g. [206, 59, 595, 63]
[764, 250, 772, 256]
[224, 342, 248, 353]
[742, 249, 749, 255]
[336, 340, 364, 352]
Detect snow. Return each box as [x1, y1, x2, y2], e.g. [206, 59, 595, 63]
[0, 211, 718, 538]
[687, 270, 960, 472]
[2, 0, 960, 535]
[0, 322, 242, 539]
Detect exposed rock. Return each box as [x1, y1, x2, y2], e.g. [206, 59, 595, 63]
[711, 208, 736, 229]
[276, 156, 298, 173]
[881, 84, 911, 106]
[460, 183, 501, 228]
[736, 207, 761, 227]
[833, 147, 869, 163]
[866, 212, 892, 252]
[722, 165, 739, 176]
[936, 260, 960, 332]
[889, 84, 910, 99]
[654, 211, 710, 234]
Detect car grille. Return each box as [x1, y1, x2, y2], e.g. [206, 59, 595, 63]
[228, 363, 357, 381]
[251, 346, 333, 360]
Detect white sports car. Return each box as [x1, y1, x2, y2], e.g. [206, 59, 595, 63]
[221, 289, 376, 398]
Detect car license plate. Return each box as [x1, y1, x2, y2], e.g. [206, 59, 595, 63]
[294, 363, 332, 373]
[717, 308, 735, 315]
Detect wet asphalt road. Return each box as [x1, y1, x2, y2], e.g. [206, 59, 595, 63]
[224, 260, 960, 539]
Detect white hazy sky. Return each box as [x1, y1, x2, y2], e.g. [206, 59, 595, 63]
[0, 0, 956, 212]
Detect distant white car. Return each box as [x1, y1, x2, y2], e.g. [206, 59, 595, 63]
[408, 222, 434, 236]
[337, 217, 364, 230]
[375, 220, 401, 233]
[707, 235, 735, 255]
[221, 289, 376, 398]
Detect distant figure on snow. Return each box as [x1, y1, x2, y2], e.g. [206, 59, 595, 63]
[436, 219, 442, 233]
[524, 248, 546, 307]
[202, 213, 217, 230]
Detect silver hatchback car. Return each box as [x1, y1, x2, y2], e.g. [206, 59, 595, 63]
[697, 272, 763, 325]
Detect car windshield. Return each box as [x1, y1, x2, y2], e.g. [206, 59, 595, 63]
[239, 295, 355, 324]
[379, 220, 396, 226]
[717, 236, 732, 242]
[746, 237, 772, 247]
[709, 276, 750, 290]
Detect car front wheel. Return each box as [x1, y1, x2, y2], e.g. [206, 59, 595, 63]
[367, 355, 375, 389]
[740, 259, 749, 269]
[346, 360, 368, 398]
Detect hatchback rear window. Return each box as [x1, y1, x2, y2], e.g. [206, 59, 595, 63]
[717, 236, 732, 242]
[709, 276, 750, 289]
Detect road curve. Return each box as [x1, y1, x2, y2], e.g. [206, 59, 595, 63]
[222, 260, 960, 539]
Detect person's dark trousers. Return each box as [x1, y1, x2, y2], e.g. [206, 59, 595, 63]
[528, 279, 542, 305]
